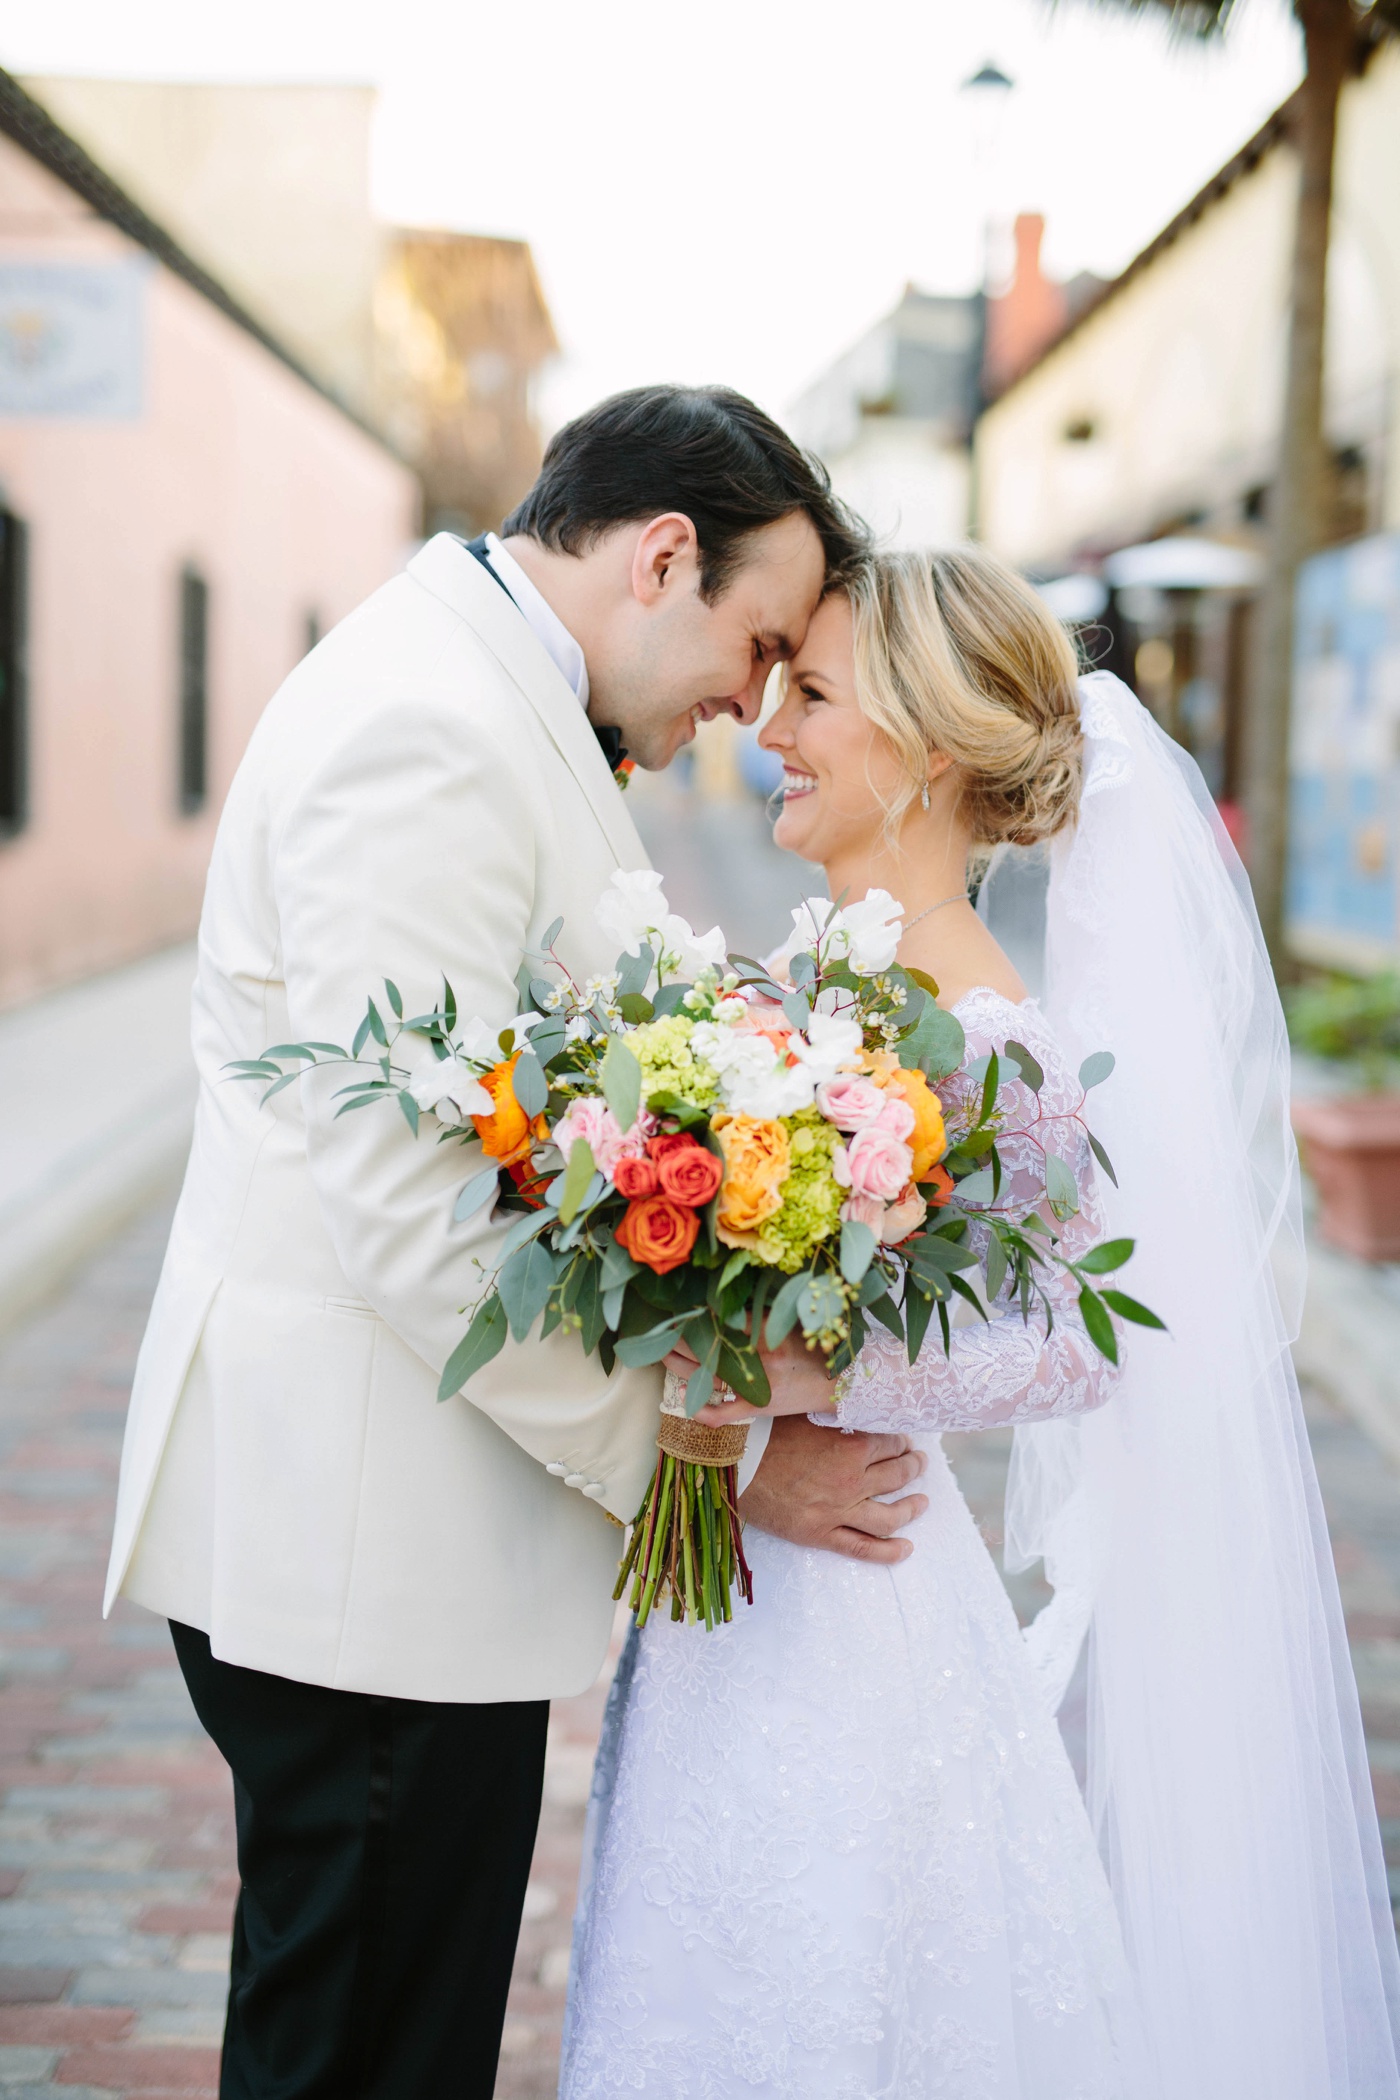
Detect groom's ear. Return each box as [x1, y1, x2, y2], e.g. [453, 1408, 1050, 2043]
[630, 513, 702, 607]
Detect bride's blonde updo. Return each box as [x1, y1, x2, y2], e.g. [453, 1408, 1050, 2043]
[846, 546, 1083, 847]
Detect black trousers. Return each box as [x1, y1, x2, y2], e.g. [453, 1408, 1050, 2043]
[170, 1622, 549, 2100]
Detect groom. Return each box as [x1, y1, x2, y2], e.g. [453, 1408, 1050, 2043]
[105, 384, 931, 2098]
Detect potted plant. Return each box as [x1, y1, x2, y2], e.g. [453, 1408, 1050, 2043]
[1288, 972, 1400, 1262]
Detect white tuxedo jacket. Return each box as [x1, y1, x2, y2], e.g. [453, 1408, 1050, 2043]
[106, 535, 669, 1702]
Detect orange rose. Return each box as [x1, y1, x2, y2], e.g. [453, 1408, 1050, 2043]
[648, 1134, 724, 1208]
[613, 1155, 659, 1199]
[711, 1113, 790, 1248]
[883, 1066, 947, 1180]
[615, 1194, 700, 1275]
[923, 1162, 955, 1208]
[471, 1054, 548, 1168]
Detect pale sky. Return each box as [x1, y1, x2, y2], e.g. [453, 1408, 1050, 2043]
[0, 0, 1303, 428]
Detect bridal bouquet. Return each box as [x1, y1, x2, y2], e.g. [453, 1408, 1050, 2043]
[234, 873, 1158, 1630]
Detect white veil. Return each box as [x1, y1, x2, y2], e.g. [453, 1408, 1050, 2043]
[981, 671, 1400, 2098]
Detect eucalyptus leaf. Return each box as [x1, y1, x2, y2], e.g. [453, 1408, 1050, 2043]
[614, 1317, 689, 1368]
[540, 916, 564, 951]
[557, 1138, 596, 1226]
[437, 1293, 508, 1400]
[601, 1281, 628, 1328]
[529, 977, 557, 1010]
[495, 1206, 555, 1266]
[954, 1166, 996, 1206]
[555, 1174, 606, 1248]
[618, 993, 654, 1024]
[384, 979, 403, 1019]
[512, 1050, 548, 1118]
[839, 1219, 878, 1285]
[650, 982, 693, 1017]
[765, 1271, 808, 1349]
[1045, 1153, 1080, 1219]
[797, 1274, 846, 1337]
[396, 1090, 420, 1136]
[261, 1043, 320, 1062]
[908, 1000, 967, 1080]
[617, 943, 654, 999]
[1079, 1050, 1116, 1091]
[527, 1020, 568, 1067]
[454, 1166, 501, 1223]
[498, 1238, 560, 1342]
[601, 1035, 642, 1133]
[782, 989, 812, 1031]
[1005, 1039, 1044, 1093]
[599, 1240, 642, 1293]
[790, 950, 817, 988]
[1088, 1132, 1119, 1187]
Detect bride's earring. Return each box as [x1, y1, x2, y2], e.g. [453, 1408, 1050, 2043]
[920, 781, 930, 812]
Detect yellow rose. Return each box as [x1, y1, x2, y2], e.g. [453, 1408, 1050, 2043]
[711, 1113, 791, 1247]
[883, 1066, 947, 1181]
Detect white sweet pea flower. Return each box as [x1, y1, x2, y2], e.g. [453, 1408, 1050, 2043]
[790, 1011, 865, 1085]
[839, 890, 904, 975]
[690, 1022, 817, 1118]
[658, 914, 727, 981]
[455, 1016, 503, 1063]
[727, 1063, 817, 1118]
[595, 869, 668, 956]
[788, 897, 838, 958]
[408, 1053, 493, 1124]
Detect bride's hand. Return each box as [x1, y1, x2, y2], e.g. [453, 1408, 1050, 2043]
[663, 1333, 837, 1426]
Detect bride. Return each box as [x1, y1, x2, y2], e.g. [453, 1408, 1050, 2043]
[560, 548, 1400, 2098]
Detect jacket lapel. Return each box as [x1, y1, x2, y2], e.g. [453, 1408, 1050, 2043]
[406, 534, 648, 870]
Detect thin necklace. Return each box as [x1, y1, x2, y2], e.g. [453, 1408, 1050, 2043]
[903, 891, 971, 936]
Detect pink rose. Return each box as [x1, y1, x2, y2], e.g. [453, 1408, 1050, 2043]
[879, 1180, 928, 1245]
[815, 1073, 886, 1131]
[840, 1193, 887, 1233]
[550, 1096, 651, 1180]
[872, 1094, 915, 1142]
[835, 1125, 914, 1203]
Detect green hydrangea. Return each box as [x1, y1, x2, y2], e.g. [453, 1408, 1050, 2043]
[750, 1109, 845, 1272]
[629, 1014, 720, 1108]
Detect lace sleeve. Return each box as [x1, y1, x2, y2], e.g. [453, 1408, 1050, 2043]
[833, 992, 1123, 1437]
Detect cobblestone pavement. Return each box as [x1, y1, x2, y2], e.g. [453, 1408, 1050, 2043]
[3, 1197, 1398, 2100]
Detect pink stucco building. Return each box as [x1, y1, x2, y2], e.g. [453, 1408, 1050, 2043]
[0, 74, 419, 1008]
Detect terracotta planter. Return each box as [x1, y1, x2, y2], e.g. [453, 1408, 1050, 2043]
[1292, 1092, 1400, 1262]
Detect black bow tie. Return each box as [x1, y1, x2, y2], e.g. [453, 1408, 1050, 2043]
[463, 536, 628, 778]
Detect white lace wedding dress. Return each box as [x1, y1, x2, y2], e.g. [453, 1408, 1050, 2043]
[560, 990, 1131, 2100]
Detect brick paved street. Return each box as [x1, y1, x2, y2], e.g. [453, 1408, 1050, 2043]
[1, 1192, 1397, 2100]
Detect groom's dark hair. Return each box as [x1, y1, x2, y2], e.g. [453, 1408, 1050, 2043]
[502, 384, 866, 601]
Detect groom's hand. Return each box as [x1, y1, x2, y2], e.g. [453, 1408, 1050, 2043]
[739, 1413, 928, 1564]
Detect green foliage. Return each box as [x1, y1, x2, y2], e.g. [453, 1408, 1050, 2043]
[1286, 972, 1400, 1089]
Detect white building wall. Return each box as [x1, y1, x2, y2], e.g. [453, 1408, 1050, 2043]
[976, 44, 1400, 571]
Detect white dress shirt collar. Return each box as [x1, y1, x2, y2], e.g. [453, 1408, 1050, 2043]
[480, 533, 590, 711]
